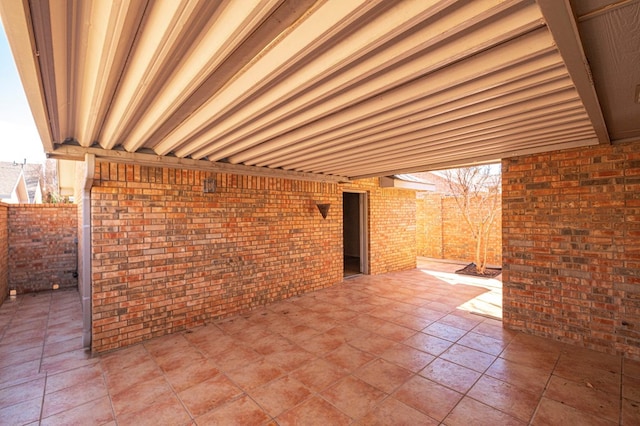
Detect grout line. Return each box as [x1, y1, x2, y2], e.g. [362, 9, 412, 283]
[527, 347, 562, 426]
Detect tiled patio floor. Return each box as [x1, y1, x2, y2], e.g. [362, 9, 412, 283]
[1, 259, 639, 425]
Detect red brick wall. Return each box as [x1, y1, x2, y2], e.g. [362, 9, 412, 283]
[0, 203, 8, 305]
[368, 184, 417, 274]
[8, 204, 78, 293]
[502, 141, 640, 359]
[90, 163, 343, 352]
[417, 193, 502, 266]
[90, 165, 417, 352]
[417, 193, 443, 259]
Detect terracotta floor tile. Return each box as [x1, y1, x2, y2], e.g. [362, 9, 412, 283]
[116, 393, 191, 426]
[197, 394, 272, 425]
[419, 358, 481, 393]
[143, 333, 192, 359]
[380, 342, 435, 372]
[0, 377, 44, 409]
[163, 359, 220, 392]
[467, 375, 539, 422]
[553, 354, 621, 395]
[422, 321, 468, 342]
[40, 348, 99, 375]
[100, 343, 151, 371]
[264, 345, 315, 372]
[277, 396, 350, 426]
[472, 321, 517, 342]
[0, 345, 43, 368]
[623, 374, 640, 402]
[153, 346, 207, 372]
[0, 397, 42, 425]
[370, 321, 416, 342]
[111, 375, 174, 417]
[321, 375, 386, 419]
[45, 363, 103, 394]
[300, 333, 345, 356]
[216, 315, 250, 335]
[42, 377, 108, 418]
[440, 343, 496, 372]
[438, 313, 481, 331]
[43, 335, 84, 358]
[624, 358, 640, 379]
[289, 358, 347, 392]
[0, 359, 42, 388]
[40, 395, 114, 426]
[325, 324, 370, 342]
[389, 312, 433, 331]
[485, 357, 550, 395]
[404, 332, 453, 356]
[210, 344, 262, 371]
[103, 357, 162, 395]
[622, 397, 640, 425]
[544, 375, 620, 423]
[394, 375, 462, 421]
[354, 358, 413, 393]
[226, 358, 285, 391]
[178, 374, 243, 417]
[354, 397, 439, 426]
[249, 376, 312, 417]
[457, 331, 507, 356]
[247, 333, 296, 356]
[499, 343, 559, 372]
[324, 344, 375, 372]
[349, 334, 395, 356]
[182, 324, 225, 346]
[445, 396, 526, 426]
[560, 346, 622, 374]
[532, 397, 617, 426]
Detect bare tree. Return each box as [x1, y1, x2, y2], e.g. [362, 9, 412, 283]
[443, 165, 501, 275]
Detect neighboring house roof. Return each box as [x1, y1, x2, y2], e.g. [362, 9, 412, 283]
[0, 162, 43, 203]
[23, 163, 43, 203]
[0, 163, 24, 199]
[409, 172, 452, 194]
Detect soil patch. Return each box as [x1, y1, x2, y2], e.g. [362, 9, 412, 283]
[455, 263, 502, 278]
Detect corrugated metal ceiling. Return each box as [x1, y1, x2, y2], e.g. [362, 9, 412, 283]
[0, 0, 622, 180]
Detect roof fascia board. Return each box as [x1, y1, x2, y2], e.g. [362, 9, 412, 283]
[48, 144, 350, 184]
[536, 0, 610, 144]
[0, 0, 54, 151]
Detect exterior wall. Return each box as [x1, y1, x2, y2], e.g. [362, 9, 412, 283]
[417, 193, 443, 259]
[7, 204, 78, 293]
[91, 163, 343, 352]
[353, 179, 417, 274]
[502, 141, 640, 359]
[0, 203, 7, 305]
[90, 164, 417, 352]
[417, 193, 502, 266]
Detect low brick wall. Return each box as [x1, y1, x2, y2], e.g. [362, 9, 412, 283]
[0, 203, 8, 305]
[503, 141, 640, 359]
[8, 204, 78, 293]
[417, 192, 502, 266]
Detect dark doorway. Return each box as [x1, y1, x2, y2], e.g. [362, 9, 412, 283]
[343, 192, 368, 277]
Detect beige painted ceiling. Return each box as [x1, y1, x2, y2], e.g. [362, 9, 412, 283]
[1, 0, 635, 181]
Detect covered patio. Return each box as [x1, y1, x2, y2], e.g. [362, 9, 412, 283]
[1, 260, 637, 425]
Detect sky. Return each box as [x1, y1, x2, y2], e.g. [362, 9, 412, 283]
[0, 20, 46, 164]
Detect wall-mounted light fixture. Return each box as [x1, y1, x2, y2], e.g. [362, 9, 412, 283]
[316, 203, 330, 219]
[203, 177, 216, 193]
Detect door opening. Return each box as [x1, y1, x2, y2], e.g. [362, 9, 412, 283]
[343, 191, 368, 277]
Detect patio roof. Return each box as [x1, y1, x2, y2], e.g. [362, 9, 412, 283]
[0, 0, 637, 180]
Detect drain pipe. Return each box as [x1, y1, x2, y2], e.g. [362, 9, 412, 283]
[80, 154, 95, 348]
